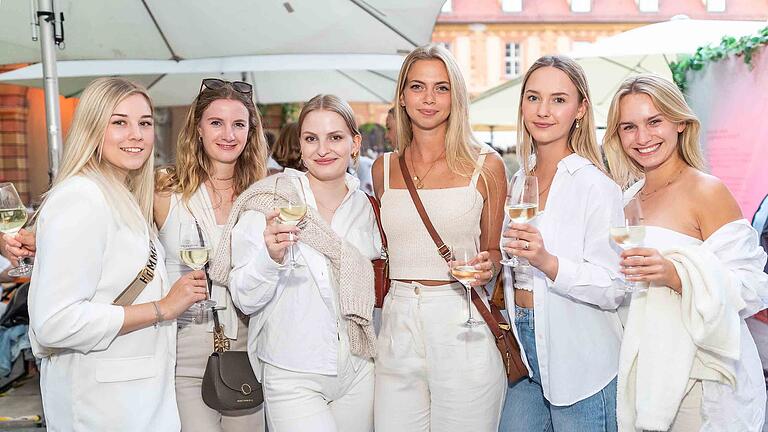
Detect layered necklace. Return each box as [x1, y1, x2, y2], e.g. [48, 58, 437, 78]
[639, 167, 685, 202]
[407, 147, 446, 189]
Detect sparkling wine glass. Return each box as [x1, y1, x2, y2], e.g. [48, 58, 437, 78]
[179, 219, 216, 308]
[273, 174, 307, 269]
[0, 183, 32, 277]
[501, 175, 538, 267]
[609, 198, 648, 292]
[450, 240, 484, 328]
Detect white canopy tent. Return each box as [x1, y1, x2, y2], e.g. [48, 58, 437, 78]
[0, 54, 403, 105]
[469, 18, 767, 134]
[0, 0, 443, 176]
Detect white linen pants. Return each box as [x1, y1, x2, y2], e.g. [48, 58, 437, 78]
[374, 281, 507, 432]
[262, 357, 374, 432]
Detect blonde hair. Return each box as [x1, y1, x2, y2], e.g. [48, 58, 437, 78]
[297, 94, 362, 165]
[603, 74, 704, 189]
[517, 55, 604, 174]
[156, 81, 268, 201]
[394, 43, 482, 177]
[271, 122, 302, 170]
[41, 77, 155, 232]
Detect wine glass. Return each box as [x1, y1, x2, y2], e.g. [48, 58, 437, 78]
[450, 241, 485, 328]
[0, 183, 33, 277]
[179, 219, 216, 308]
[501, 175, 539, 267]
[609, 198, 648, 292]
[273, 174, 307, 269]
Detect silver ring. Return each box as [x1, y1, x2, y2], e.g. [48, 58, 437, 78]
[523, 241, 530, 250]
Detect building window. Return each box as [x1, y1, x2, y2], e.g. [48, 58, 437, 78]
[570, 0, 591, 12]
[705, 0, 726, 12]
[441, 0, 452, 13]
[637, 0, 659, 12]
[502, 0, 523, 12]
[505, 42, 521, 78]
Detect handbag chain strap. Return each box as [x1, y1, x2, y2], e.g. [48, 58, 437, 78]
[397, 153, 511, 338]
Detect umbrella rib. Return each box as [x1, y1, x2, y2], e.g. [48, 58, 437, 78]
[140, 0, 183, 61]
[146, 74, 167, 91]
[368, 70, 398, 83]
[336, 70, 389, 103]
[347, 0, 419, 48]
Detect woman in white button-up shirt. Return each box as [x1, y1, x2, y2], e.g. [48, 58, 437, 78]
[228, 94, 380, 432]
[25, 78, 207, 431]
[499, 56, 626, 432]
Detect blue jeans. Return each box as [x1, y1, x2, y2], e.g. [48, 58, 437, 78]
[498, 307, 617, 432]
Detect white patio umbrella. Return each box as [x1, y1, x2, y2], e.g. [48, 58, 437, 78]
[0, 54, 403, 105]
[469, 17, 766, 131]
[0, 0, 443, 175]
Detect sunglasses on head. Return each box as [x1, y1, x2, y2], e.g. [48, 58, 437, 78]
[199, 78, 253, 96]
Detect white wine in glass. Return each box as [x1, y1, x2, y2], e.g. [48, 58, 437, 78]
[0, 183, 33, 277]
[273, 174, 307, 269]
[450, 241, 484, 328]
[179, 220, 215, 308]
[501, 175, 538, 267]
[610, 198, 647, 292]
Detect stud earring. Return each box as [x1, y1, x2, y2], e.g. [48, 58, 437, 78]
[575, 119, 581, 129]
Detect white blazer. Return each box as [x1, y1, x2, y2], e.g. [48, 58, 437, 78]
[29, 176, 179, 432]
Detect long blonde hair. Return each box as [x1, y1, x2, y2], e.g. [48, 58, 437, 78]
[394, 43, 481, 177]
[42, 77, 155, 232]
[603, 74, 704, 189]
[517, 55, 604, 174]
[156, 81, 268, 201]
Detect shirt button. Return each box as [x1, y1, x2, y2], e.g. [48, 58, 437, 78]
[414, 287, 421, 295]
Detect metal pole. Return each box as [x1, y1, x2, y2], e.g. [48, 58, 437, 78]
[37, 0, 63, 181]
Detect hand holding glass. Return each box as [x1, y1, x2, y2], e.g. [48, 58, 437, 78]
[609, 198, 647, 292]
[0, 183, 33, 277]
[501, 175, 539, 267]
[450, 242, 485, 328]
[179, 220, 216, 309]
[273, 175, 307, 269]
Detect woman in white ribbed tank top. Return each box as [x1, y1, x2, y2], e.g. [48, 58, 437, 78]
[371, 44, 509, 431]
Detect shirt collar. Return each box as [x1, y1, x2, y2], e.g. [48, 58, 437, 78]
[282, 168, 360, 209]
[557, 153, 593, 175]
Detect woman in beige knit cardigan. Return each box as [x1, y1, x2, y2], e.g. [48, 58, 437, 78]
[212, 94, 381, 432]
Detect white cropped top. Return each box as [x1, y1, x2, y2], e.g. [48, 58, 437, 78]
[381, 150, 487, 281]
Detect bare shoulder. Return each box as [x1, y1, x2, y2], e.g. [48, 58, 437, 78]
[153, 190, 172, 230]
[372, 153, 387, 200]
[478, 150, 507, 199]
[689, 170, 742, 238]
[482, 149, 507, 178]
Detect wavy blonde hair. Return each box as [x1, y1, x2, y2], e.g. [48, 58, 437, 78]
[394, 43, 482, 177]
[156, 82, 268, 200]
[603, 74, 704, 189]
[40, 78, 155, 232]
[517, 55, 603, 174]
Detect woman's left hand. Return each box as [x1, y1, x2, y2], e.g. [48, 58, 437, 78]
[504, 223, 556, 272]
[452, 251, 494, 287]
[621, 247, 682, 293]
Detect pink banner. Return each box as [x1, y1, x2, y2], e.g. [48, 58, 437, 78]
[686, 48, 768, 219]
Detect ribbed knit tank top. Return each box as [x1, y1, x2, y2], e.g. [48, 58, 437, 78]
[381, 150, 487, 281]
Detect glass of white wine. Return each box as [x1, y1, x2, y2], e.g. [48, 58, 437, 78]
[501, 175, 539, 267]
[0, 183, 32, 277]
[273, 174, 307, 270]
[450, 241, 484, 328]
[179, 219, 216, 309]
[609, 198, 648, 292]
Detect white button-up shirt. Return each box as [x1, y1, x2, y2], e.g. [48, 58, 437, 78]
[229, 170, 381, 377]
[502, 154, 626, 406]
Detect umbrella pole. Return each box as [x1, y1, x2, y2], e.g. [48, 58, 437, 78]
[36, 0, 63, 181]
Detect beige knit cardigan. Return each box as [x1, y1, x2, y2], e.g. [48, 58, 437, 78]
[209, 175, 376, 358]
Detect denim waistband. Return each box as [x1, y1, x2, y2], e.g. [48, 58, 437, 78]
[514, 305, 533, 323]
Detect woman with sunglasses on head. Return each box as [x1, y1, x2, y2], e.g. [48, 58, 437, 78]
[604, 74, 767, 432]
[154, 78, 269, 431]
[371, 44, 508, 431]
[498, 56, 625, 432]
[22, 78, 207, 431]
[215, 94, 380, 432]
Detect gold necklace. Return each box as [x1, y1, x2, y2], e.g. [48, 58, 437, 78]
[532, 168, 554, 198]
[639, 168, 685, 202]
[408, 148, 445, 189]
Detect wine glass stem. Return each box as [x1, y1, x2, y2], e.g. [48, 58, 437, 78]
[464, 283, 474, 322]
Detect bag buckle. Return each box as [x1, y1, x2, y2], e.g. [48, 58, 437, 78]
[499, 323, 511, 331]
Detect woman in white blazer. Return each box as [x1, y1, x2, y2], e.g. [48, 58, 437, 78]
[24, 78, 207, 431]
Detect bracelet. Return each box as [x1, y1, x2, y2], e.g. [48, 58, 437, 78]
[151, 301, 165, 324]
[490, 261, 498, 278]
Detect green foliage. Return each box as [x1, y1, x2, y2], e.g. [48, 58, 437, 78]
[670, 26, 768, 92]
[281, 103, 301, 124]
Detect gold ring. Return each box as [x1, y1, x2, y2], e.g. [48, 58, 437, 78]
[524, 241, 530, 250]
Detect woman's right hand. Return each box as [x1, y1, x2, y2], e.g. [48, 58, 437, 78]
[3, 229, 36, 266]
[263, 210, 299, 264]
[158, 270, 208, 320]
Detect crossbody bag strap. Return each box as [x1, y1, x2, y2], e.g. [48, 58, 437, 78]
[112, 239, 158, 306]
[398, 152, 510, 335]
[398, 154, 451, 261]
[366, 194, 388, 259]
